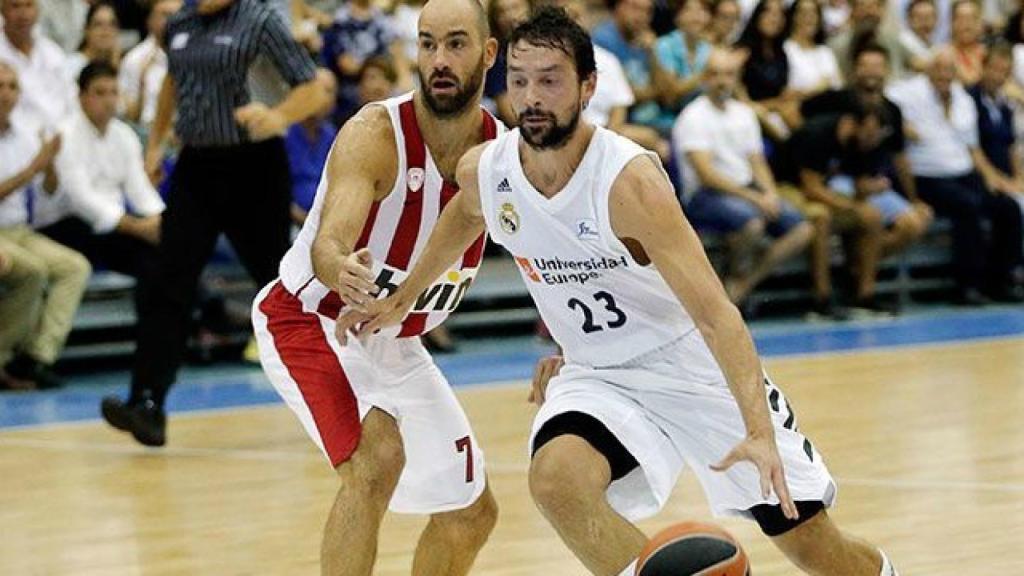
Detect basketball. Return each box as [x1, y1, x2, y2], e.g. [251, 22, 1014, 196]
[635, 521, 750, 576]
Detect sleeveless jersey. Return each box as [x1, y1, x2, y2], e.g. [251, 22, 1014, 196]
[479, 127, 695, 367]
[278, 92, 500, 338]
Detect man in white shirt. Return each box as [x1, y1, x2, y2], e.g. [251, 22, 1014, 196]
[900, 0, 938, 73]
[675, 49, 814, 307]
[119, 0, 182, 130]
[37, 62, 164, 311]
[0, 0, 77, 134]
[887, 47, 1024, 303]
[0, 61, 90, 390]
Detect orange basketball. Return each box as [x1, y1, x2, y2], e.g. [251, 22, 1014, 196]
[635, 521, 750, 576]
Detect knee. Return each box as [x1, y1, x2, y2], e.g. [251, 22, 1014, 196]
[857, 204, 884, 233]
[435, 488, 499, 544]
[15, 258, 47, 291]
[529, 440, 608, 518]
[345, 432, 406, 502]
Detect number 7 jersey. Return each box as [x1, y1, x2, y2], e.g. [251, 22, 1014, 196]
[478, 127, 696, 367]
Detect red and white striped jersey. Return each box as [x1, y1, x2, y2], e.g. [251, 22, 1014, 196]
[278, 92, 501, 338]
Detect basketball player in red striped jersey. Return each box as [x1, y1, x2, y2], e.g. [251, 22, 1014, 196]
[250, 0, 500, 573]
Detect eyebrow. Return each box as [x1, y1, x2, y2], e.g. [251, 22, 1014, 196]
[508, 64, 560, 73]
[419, 30, 471, 40]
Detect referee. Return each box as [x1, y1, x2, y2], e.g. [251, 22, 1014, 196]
[101, 0, 331, 446]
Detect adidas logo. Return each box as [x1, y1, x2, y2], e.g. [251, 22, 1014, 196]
[497, 178, 512, 193]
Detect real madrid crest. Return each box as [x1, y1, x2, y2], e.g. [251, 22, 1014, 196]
[498, 202, 520, 235]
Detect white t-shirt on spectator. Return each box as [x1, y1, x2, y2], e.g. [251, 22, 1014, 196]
[899, 29, 935, 64]
[584, 45, 635, 128]
[886, 74, 977, 177]
[783, 40, 841, 93]
[34, 113, 164, 232]
[0, 122, 40, 228]
[119, 36, 168, 127]
[673, 95, 763, 201]
[0, 32, 77, 134]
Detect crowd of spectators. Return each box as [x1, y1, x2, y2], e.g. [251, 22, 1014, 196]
[3, 0, 1024, 390]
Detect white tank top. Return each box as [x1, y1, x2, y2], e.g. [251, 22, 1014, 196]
[278, 92, 500, 338]
[479, 127, 695, 367]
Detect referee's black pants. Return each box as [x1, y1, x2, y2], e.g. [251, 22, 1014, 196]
[129, 138, 292, 407]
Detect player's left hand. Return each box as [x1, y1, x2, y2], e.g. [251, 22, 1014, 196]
[528, 355, 563, 406]
[235, 102, 288, 141]
[351, 294, 414, 337]
[710, 433, 799, 520]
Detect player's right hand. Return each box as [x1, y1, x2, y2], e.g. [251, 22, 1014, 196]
[337, 248, 379, 313]
[529, 355, 563, 406]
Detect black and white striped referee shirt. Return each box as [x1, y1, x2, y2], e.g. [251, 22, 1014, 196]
[165, 0, 317, 147]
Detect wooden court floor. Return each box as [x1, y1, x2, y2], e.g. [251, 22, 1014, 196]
[1, 337, 1023, 575]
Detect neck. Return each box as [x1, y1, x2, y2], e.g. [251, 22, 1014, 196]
[5, 30, 33, 54]
[518, 122, 595, 198]
[0, 117, 9, 132]
[709, 93, 729, 109]
[796, 34, 814, 47]
[413, 91, 483, 178]
[982, 82, 1000, 96]
[89, 116, 109, 134]
[684, 32, 698, 48]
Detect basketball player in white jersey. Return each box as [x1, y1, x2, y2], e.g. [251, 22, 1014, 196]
[341, 8, 900, 576]
[249, 0, 502, 573]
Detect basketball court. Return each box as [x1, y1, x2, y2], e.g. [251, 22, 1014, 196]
[2, 307, 1023, 574]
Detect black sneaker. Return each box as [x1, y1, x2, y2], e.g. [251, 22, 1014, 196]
[805, 299, 850, 322]
[851, 295, 900, 317]
[101, 397, 166, 447]
[4, 354, 63, 389]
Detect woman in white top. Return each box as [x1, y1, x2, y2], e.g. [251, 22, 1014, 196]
[783, 0, 842, 98]
[65, 2, 121, 83]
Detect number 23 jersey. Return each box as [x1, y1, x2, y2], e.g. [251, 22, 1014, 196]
[479, 127, 695, 367]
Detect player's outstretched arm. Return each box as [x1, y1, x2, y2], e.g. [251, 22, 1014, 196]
[311, 105, 397, 306]
[609, 155, 798, 520]
[347, 143, 490, 336]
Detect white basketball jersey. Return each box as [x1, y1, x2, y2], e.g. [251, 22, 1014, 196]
[479, 127, 695, 367]
[278, 92, 500, 338]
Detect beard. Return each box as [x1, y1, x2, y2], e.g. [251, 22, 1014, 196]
[419, 57, 485, 118]
[518, 105, 581, 150]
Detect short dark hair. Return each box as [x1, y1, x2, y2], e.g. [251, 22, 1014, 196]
[905, 0, 935, 16]
[784, 0, 826, 45]
[985, 40, 1014, 65]
[848, 98, 890, 125]
[506, 6, 596, 80]
[359, 55, 398, 84]
[78, 60, 118, 92]
[852, 39, 890, 64]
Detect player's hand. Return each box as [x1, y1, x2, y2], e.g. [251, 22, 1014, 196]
[235, 102, 288, 141]
[336, 248, 378, 313]
[710, 432, 798, 520]
[334, 308, 374, 345]
[353, 294, 414, 337]
[528, 355, 563, 406]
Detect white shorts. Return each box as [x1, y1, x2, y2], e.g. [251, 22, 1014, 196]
[529, 329, 837, 522]
[252, 280, 486, 515]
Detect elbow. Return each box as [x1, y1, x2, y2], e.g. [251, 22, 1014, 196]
[693, 299, 744, 347]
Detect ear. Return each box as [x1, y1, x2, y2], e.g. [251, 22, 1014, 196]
[581, 69, 597, 108]
[484, 36, 499, 71]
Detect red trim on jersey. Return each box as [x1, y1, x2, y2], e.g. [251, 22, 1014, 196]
[386, 100, 426, 270]
[398, 312, 429, 337]
[356, 201, 381, 251]
[260, 281, 361, 467]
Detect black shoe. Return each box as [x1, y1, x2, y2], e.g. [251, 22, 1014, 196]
[806, 299, 850, 322]
[101, 397, 166, 447]
[851, 295, 900, 317]
[4, 354, 63, 389]
[954, 288, 990, 307]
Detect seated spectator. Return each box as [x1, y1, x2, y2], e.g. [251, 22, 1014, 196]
[710, 0, 743, 47]
[823, 0, 851, 36]
[887, 48, 1024, 303]
[968, 43, 1023, 193]
[592, 0, 677, 135]
[0, 62, 91, 390]
[322, 0, 412, 125]
[901, 0, 940, 73]
[66, 1, 121, 81]
[486, 0, 530, 126]
[33, 62, 163, 319]
[784, 0, 842, 101]
[0, 0, 78, 134]
[950, 0, 986, 86]
[830, 0, 906, 81]
[675, 49, 814, 307]
[286, 72, 338, 225]
[119, 0, 181, 131]
[736, 0, 799, 138]
[785, 103, 930, 313]
[801, 42, 933, 249]
[655, 0, 712, 111]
